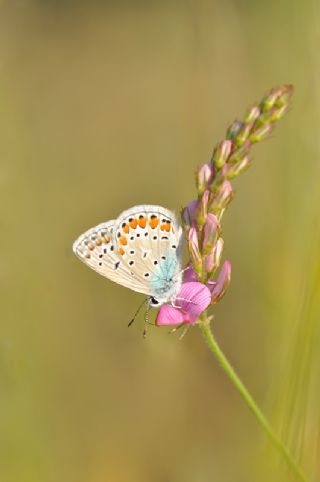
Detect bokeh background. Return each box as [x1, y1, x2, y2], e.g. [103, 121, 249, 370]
[1, 1, 320, 481]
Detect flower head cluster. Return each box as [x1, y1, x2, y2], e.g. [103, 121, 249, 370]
[156, 85, 293, 327]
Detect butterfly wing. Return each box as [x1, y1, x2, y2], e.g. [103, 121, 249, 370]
[73, 205, 184, 301]
[72, 220, 153, 294]
[113, 205, 184, 301]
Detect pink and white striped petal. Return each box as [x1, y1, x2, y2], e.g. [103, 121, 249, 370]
[156, 282, 211, 326]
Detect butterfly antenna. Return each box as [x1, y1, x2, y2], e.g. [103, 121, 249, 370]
[128, 298, 148, 328]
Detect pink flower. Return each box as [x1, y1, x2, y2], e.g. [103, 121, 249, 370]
[155, 261, 232, 327]
[156, 282, 211, 326]
[184, 260, 231, 303]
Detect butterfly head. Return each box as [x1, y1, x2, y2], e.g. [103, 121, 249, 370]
[149, 296, 161, 307]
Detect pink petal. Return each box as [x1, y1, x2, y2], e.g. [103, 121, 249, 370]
[156, 305, 185, 326]
[155, 282, 212, 327]
[175, 282, 211, 324]
[183, 265, 198, 283]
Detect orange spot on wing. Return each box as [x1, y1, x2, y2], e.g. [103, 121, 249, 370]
[160, 224, 170, 232]
[138, 217, 147, 228]
[119, 248, 125, 255]
[122, 224, 130, 234]
[119, 236, 127, 245]
[171, 226, 175, 234]
[95, 239, 102, 246]
[103, 235, 110, 244]
[149, 217, 159, 229]
[129, 219, 138, 229]
[88, 242, 95, 250]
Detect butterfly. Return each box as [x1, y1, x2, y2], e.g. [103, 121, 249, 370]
[73, 205, 184, 307]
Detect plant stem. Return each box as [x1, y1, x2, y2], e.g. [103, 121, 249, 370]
[199, 317, 307, 482]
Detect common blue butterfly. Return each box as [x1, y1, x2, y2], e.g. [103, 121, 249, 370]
[73, 205, 184, 307]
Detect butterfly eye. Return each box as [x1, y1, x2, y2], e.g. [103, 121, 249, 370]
[150, 297, 159, 306]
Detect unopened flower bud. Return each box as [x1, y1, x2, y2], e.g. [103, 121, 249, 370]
[259, 105, 289, 125]
[226, 120, 243, 141]
[262, 84, 293, 111]
[196, 163, 214, 195]
[209, 181, 233, 214]
[196, 190, 210, 227]
[212, 140, 232, 170]
[228, 141, 250, 164]
[244, 105, 261, 124]
[202, 213, 220, 255]
[261, 88, 280, 112]
[211, 260, 231, 304]
[182, 200, 198, 229]
[235, 123, 253, 146]
[226, 156, 250, 180]
[274, 85, 293, 107]
[188, 227, 202, 275]
[250, 124, 273, 143]
[204, 237, 224, 276]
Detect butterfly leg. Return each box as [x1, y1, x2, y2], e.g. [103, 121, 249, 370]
[178, 325, 190, 340]
[168, 322, 182, 333]
[172, 297, 197, 308]
[143, 304, 151, 338]
[168, 323, 190, 340]
[169, 322, 186, 334]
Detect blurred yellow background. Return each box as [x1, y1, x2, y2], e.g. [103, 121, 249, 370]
[1, 1, 319, 481]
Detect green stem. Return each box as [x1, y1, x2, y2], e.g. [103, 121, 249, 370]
[199, 317, 307, 482]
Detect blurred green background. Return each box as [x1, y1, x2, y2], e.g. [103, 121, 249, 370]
[1, 1, 320, 481]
